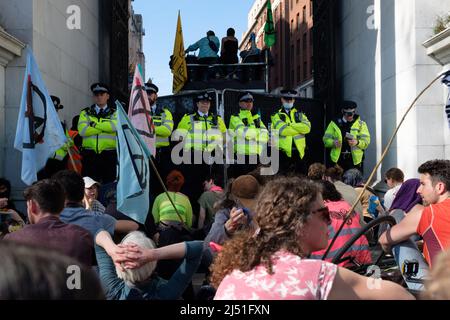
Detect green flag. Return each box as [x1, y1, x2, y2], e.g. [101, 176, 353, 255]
[264, 0, 276, 48]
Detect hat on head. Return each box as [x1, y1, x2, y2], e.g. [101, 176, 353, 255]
[280, 89, 298, 100]
[231, 175, 260, 212]
[91, 83, 110, 94]
[194, 92, 212, 103]
[83, 177, 100, 188]
[341, 100, 357, 111]
[239, 92, 254, 102]
[145, 82, 159, 94]
[50, 95, 63, 110]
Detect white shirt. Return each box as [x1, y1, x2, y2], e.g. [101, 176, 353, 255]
[95, 104, 108, 115]
[384, 184, 402, 210]
[151, 105, 157, 113]
[198, 111, 209, 117]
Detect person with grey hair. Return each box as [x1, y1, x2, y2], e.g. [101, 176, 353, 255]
[95, 231, 203, 300]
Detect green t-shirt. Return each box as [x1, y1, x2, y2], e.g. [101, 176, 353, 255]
[152, 192, 193, 228]
[198, 191, 222, 225]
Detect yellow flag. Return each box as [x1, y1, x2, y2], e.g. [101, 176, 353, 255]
[171, 11, 188, 94]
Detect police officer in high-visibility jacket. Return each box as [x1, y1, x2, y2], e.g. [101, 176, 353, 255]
[271, 89, 311, 175]
[145, 82, 175, 196]
[175, 92, 227, 205]
[323, 101, 370, 173]
[78, 83, 118, 184]
[229, 91, 268, 178]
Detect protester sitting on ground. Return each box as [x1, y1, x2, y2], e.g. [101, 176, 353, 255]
[95, 231, 203, 300]
[53, 170, 139, 239]
[0, 178, 25, 238]
[83, 176, 105, 213]
[343, 168, 385, 221]
[310, 180, 371, 267]
[389, 179, 423, 215]
[152, 170, 193, 231]
[0, 241, 104, 300]
[308, 163, 327, 181]
[210, 177, 414, 300]
[4, 179, 95, 267]
[384, 167, 405, 210]
[423, 249, 450, 300]
[379, 160, 450, 267]
[324, 165, 364, 221]
[197, 175, 224, 233]
[204, 175, 260, 250]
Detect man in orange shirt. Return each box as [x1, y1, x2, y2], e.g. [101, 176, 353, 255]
[379, 159, 450, 267]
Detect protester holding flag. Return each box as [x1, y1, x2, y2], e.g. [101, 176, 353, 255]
[14, 48, 67, 186]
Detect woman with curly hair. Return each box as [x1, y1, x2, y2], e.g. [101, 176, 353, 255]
[210, 177, 414, 300]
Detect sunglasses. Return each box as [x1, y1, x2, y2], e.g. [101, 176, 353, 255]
[311, 206, 331, 224]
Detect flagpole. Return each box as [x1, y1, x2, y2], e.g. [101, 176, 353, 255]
[322, 73, 443, 260]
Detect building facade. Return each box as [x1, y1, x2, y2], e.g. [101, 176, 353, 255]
[240, 0, 314, 96]
[0, 0, 137, 201]
[129, 1, 146, 81]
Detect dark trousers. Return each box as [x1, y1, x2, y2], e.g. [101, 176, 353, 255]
[334, 152, 364, 174]
[229, 154, 259, 179]
[81, 149, 117, 184]
[278, 151, 307, 177]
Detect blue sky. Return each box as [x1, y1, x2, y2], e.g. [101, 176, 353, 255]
[132, 0, 255, 96]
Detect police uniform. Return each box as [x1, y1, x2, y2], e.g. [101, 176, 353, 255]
[145, 83, 175, 197]
[271, 89, 311, 175]
[323, 101, 370, 173]
[78, 83, 118, 184]
[229, 92, 268, 178]
[175, 92, 227, 206]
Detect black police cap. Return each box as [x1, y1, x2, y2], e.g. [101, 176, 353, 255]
[90, 83, 110, 94]
[238, 92, 254, 102]
[50, 95, 63, 110]
[194, 92, 212, 102]
[280, 89, 298, 99]
[145, 82, 159, 94]
[341, 101, 357, 110]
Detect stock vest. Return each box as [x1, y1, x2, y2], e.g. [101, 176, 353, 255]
[176, 112, 227, 152]
[229, 109, 268, 155]
[323, 116, 371, 165]
[78, 105, 118, 154]
[271, 107, 311, 159]
[151, 106, 174, 148]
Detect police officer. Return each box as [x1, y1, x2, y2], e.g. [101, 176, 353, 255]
[323, 101, 370, 173]
[145, 82, 175, 196]
[78, 83, 118, 184]
[271, 89, 311, 175]
[175, 92, 227, 205]
[229, 91, 268, 178]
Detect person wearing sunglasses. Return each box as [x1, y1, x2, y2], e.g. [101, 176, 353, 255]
[211, 177, 413, 300]
[323, 101, 371, 173]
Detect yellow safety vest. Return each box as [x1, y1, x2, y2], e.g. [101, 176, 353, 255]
[229, 109, 268, 156]
[53, 128, 73, 161]
[175, 112, 227, 152]
[78, 105, 118, 154]
[323, 117, 371, 165]
[271, 107, 311, 159]
[151, 106, 174, 148]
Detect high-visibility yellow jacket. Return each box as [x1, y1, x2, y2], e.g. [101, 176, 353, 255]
[175, 112, 227, 152]
[78, 105, 118, 154]
[229, 109, 268, 156]
[323, 116, 371, 165]
[151, 106, 174, 148]
[271, 107, 311, 159]
[53, 129, 73, 161]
